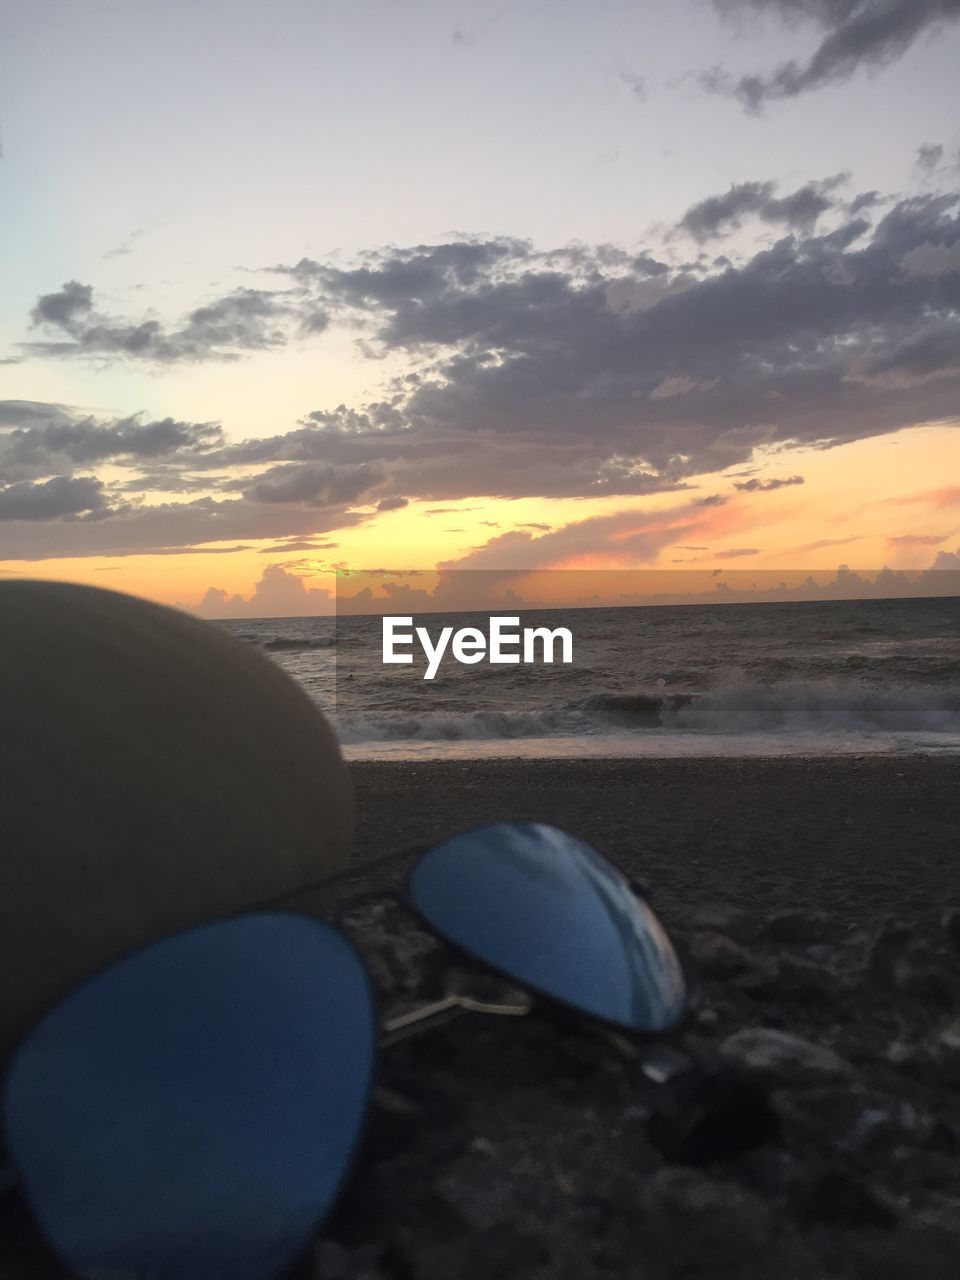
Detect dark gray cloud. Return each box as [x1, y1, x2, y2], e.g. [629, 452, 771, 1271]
[164, 188, 958, 512]
[267, 187, 959, 493]
[0, 401, 373, 557]
[917, 142, 945, 171]
[734, 474, 805, 490]
[5, 176, 960, 560]
[704, 0, 960, 109]
[0, 475, 109, 521]
[1, 414, 223, 481]
[848, 190, 883, 215]
[679, 176, 846, 240]
[376, 495, 409, 512]
[239, 462, 384, 507]
[0, 409, 227, 517]
[0, 493, 365, 560]
[26, 284, 314, 364]
[31, 281, 93, 329]
[0, 400, 76, 428]
[619, 71, 647, 100]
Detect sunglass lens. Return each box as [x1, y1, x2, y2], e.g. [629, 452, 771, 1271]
[2, 914, 376, 1280]
[409, 822, 686, 1033]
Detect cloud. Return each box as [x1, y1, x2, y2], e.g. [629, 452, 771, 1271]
[450, 1, 519, 48]
[703, 0, 960, 109]
[849, 190, 883, 215]
[437, 497, 731, 572]
[619, 71, 647, 100]
[886, 532, 952, 545]
[376, 495, 409, 512]
[0, 490, 365, 560]
[0, 475, 112, 521]
[679, 176, 846, 240]
[917, 142, 946, 172]
[715, 546, 761, 558]
[26, 283, 320, 364]
[102, 229, 144, 260]
[0, 400, 77, 428]
[254, 188, 960, 504]
[795, 534, 864, 551]
[901, 240, 960, 277]
[734, 474, 805, 491]
[31, 280, 93, 329]
[190, 564, 335, 619]
[4, 173, 960, 560]
[0, 412, 223, 482]
[888, 485, 960, 508]
[239, 461, 382, 507]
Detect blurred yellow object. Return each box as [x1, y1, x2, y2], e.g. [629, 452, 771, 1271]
[0, 580, 353, 1058]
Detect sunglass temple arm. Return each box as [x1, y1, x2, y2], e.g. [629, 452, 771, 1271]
[382, 987, 532, 1046]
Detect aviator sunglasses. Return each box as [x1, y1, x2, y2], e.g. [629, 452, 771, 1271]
[0, 821, 687, 1280]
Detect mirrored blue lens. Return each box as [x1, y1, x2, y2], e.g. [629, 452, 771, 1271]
[409, 822, 686, 1033]
[2, 914, 376, 1280]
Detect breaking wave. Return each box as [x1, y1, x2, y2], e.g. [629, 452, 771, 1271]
[336, 680, 960, 743]
[240, 636, 335, 652]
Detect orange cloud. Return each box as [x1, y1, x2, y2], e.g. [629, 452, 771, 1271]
[886, 533, 952, 547]
[888, 487, 960, 510]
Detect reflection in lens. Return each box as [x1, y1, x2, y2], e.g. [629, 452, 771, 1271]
[2, 914, 376, 1280]
[409, 822, 686, 1033]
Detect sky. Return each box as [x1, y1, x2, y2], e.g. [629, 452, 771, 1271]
[1, 0, 959, 616]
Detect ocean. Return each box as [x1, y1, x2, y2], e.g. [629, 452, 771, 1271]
[220, 595, 960, 760]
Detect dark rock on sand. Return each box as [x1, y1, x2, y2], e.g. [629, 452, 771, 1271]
[760, 910, 837, 946]
[688, 932, 773, 981]
[720, 1028, 854, 1083]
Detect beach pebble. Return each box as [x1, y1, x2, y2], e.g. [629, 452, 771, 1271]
[0, 581, 353, 1057]
[867, 921, 914, 985]
[774, 1084, 933, 1158]
[942, 908, 960, 958]
[433, 1153, 522, 1231]
[932, 1020, 960, 1085]
[894, 942, 957, 1007]
[760, 909, 835, 945]
[720, 1028, 854, 1083]
[689, 932, 772, 980]
[686, 903, 753, 940]
[756, 956, 838, 1002]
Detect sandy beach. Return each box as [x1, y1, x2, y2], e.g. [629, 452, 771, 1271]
[4, 754, 960, 1279]
[345, 756, 960, 927]
[309, 754, 960, 1280]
